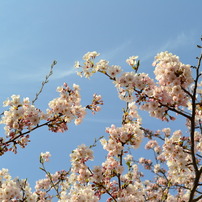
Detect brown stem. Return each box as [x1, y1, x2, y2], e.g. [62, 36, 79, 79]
[188, 53, 202, 201]
[1, 120, 52, 147]
[117, 150, 123, 190]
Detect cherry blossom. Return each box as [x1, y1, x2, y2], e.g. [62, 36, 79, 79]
[0, 43, 201, 201]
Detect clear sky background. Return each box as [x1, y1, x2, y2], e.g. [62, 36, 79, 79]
[0, 0, 202, 200]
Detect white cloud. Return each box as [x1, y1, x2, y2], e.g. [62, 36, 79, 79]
[8, 32, 197, 83]
[10, 65, 76, 82]
[101, 40, 132, 61]
[52, 67, 76, 80]
[141, 32, 196, 62]
[158, 32, 194, 52]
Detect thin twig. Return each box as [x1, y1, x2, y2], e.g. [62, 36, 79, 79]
[32, 60, 57, 105]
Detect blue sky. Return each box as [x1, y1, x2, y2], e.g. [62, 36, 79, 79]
[0, 0, 202, 199]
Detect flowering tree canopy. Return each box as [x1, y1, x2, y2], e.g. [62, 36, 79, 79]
[0, 38, 201, 202]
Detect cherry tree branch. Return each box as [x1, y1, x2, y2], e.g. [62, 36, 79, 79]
[188, 50, 202, 202]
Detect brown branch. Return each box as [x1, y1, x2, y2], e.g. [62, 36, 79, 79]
[188, 52, 202, 202]
[1, 120, 52, 147]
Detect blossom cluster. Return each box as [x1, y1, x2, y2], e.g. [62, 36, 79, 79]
[40, 151, 51, 162]
[75, 51, 122, 79]
[0, 82, 103, 154]
[86, 94, 103, 114]
[101, 122, 143, 157]
[1, 95, 45, 135]
[58, 144, 98, 201]
[0, 168, 37, 201]
[35, 169, 68, 201]
[0, 95, 46, 153]
[115, 72, 154, 102]
[153, 51, 193, 87]
[98, 100, 143, 194]
[59, 184, 99, 202]
[161, 130, 193, 186]
[148, 51, 193, 112]
[76, 51, 195, 121]
[70, 144, 93, 179]
[47, 83, 87, 132]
